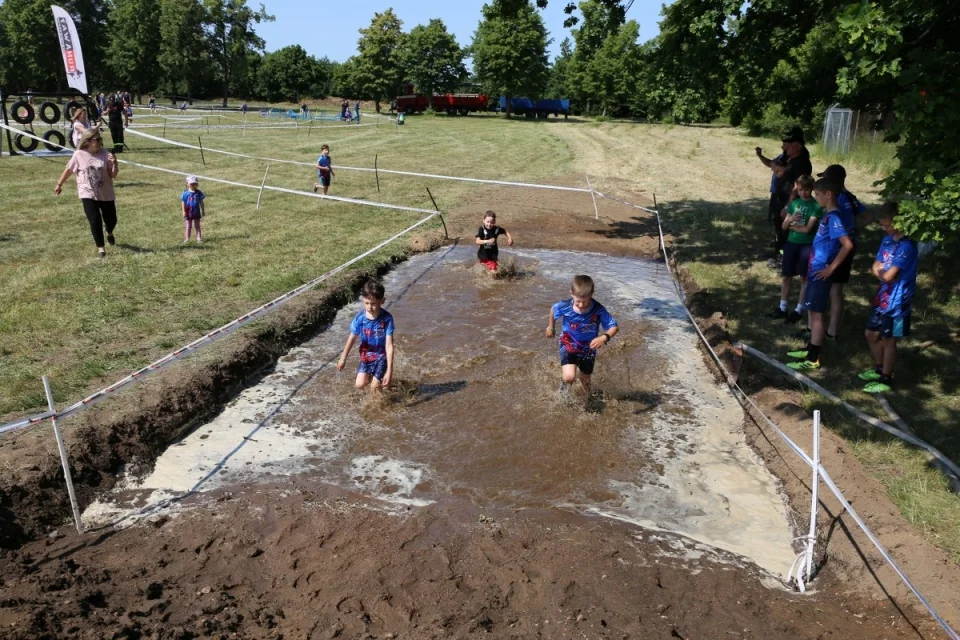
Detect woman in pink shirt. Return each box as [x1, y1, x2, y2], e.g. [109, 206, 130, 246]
[54, 128, 120, 258]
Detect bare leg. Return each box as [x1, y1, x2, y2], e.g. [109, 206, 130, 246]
[865, 330, 884, 367]
[797, 278, 807, 311]
[810, 311, 825, 347]
[355, 373, 371, 390]
[881, 338, 897, 377]
[780, 276, 792, 302]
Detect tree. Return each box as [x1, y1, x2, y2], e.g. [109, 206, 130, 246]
[105, 0, 162, 98]
[205, 0, 274, 107]
[158, 0, 207, 98]
[354, 9, 405, 112]
[402, 18, 466, 109]
[330, 57, 362, 99]
[835, 0, 960, 242]
[583, 19, 643, 117]
[256, 45, 317, 102]
[639, 0, 730, 123]
[566, 0, 626, 114]
[471, 0, 550, 116]
[546, 37, 573, 100]
[491, 0, 628, 28]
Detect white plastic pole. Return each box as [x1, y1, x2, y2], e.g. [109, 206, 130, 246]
[256, 164, 270, 210]
[585, 174, 599, 220]
[43, 376, 84, 534]
[805, 409, 820, 581]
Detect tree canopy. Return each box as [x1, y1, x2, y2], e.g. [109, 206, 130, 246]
[402, 19, 466, 109]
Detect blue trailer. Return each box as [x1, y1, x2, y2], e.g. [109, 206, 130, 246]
[498, 97, 570, 118]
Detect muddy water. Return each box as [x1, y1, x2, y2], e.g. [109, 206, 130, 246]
[83, 246, 798, 577]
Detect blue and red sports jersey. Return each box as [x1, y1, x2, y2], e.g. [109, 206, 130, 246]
[836, 190, 865, 239]
[808, 210, 847, 278]
[552, 299, 617, 357]
[873, 235, 918, 318]
[180, 189, 205, 220]
[350, 309, 394, 363]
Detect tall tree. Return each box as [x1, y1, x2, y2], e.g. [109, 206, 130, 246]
[546, 37, 573, 100]
[402, 18, 466, 109]
[354, 8, 405, 112]
[492, 0, 628, 27]
[582, 19, 643, 117]
[471, 0, 550, 115]
[158, 0, 207, 98]
[105, 0, 162, 97]
[566, 0, 625, 114]
[256, 45, 318, 102]
[205, 0, 274, 107]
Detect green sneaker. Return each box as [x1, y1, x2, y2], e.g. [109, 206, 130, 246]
[858, 368, 883, 381]
[786, 349, 809, 359]
[863, 381, 892, 394]
[787, 360, 820, 371]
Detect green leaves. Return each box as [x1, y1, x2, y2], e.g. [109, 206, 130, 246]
[354, 9, 406, 109]
[403, 19, 467, 108]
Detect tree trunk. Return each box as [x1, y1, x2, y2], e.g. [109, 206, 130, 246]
[375, 100, 381, 113]
[428, 93, 433, 110]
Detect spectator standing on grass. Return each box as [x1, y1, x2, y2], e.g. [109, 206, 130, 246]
[475, 210, 513, 272]
[859, 203, 918, 393]
[768, 175, 821, 324]
[755, 141, 787, 248]
[546, 275, 619, 397]
[148, 95, 156, 114]
[337, 279, 395, 395]
[70, 107, 90, 148]
[54, 128, 120, 259]
[759, 128, 812, 260]
[816, 164, 866, 341]
[105, 96, 125, 152]
[181, 175, 205, 244]
[313, 144, 333, 195]
[241, 101, 248, 114]
[786, 177, 853, 371]
[354, 100, 361, 123]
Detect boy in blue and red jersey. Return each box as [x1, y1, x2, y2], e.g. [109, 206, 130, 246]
[786, 177, 854, 370]
[858, 204, 918, 393]
[818, 164, 867, 339]
[337, 280, 395, 394]
[545, 275, 619, 395]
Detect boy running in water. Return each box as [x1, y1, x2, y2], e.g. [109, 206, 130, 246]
[475, 210, 513, 271]
[337, 280, 395, 394]
[546, 275, 619, 396]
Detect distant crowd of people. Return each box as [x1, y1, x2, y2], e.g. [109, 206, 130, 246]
[756, 127, 918, 395]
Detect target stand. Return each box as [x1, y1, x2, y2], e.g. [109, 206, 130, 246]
[1, 87, 95, 156]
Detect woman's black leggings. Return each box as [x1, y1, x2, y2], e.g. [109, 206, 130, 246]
[81, 199, 117, 248]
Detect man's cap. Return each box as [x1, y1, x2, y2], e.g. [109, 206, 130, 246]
[185, 174, 199, 184]
[782, 126, 805, 144]
[817, 164, 847, 181]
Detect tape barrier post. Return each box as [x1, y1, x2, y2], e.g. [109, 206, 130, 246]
[425, 187, 447, 239]
[586, 174, 599, 220]
[43, 376, 84, 534]
[806, 409, 820, 582]
[198, 136, 205, 165]
[375, 154, 380, 193]
[256, 164, 270, 210]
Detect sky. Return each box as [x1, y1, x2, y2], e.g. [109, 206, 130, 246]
[255, 0, 672, 64]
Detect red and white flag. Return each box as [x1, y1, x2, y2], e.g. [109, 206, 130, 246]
[51, 5, 88, 95]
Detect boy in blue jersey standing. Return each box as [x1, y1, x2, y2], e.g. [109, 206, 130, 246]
[337, 280, 395, 394]
[786, 178, 854, 370]
[818, 164, 867, 339]
[859, 204, 918, 393]
[546, 275, 619, 396]
[314, 144, 333, 195]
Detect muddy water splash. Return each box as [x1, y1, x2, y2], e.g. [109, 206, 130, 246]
[83, 246, 797, 577]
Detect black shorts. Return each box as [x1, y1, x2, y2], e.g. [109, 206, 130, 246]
[866, 310, 911, 339]
[560, 350, 595, 375]
[802, 278, 833, 313]
[317, 173, 331, 187]
[832, 248, 856, 284]
[768, 193, 783, 223]
[781, 242, 811, 278]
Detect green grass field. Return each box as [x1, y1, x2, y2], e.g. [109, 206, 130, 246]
[0, 112, 574, 417]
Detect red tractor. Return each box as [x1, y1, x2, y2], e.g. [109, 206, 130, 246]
[394, 84, 489, 115]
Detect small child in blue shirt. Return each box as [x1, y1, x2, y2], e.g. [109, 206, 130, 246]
[181, 175, 205, 244]
[545, 275, 619, 396]
[337, 280, 395, 394]
[314, 144, 333, 195]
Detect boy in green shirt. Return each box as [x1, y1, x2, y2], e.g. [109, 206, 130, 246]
[769, 175, 821, 324]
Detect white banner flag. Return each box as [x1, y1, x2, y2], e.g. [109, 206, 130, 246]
[51, 5, 88, 96]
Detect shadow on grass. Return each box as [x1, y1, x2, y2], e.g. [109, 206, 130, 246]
[660, 196, 960, 464]
[588, 214, 661, 241]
